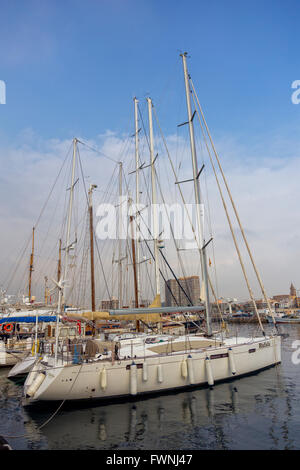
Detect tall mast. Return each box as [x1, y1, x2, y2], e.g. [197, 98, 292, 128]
[28, 226, 35, 301]
[129, 198, 139, 308]
[118, 162, 123, 308]
[147, 97, 160, 298]
[55, 137, 77, 366]
[57, 238, 62, 283]
[44, 276, 48, 305]
[89, 184, 97, 312]
[58, 137, 77, 313]
[130, 197, 140, 331]
[181, 52, 212, 336]
[134, 97, 141, 305]
[53, 137, 77, 367]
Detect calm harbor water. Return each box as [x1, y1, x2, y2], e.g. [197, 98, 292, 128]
[1, 323, 300, 450]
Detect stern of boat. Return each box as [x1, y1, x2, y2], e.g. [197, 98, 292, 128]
[22, 358, 62, 405]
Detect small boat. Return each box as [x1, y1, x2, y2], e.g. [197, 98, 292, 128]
[267, 313, 300, 324]
[7, 317, 88, 380]
[7, 354, 37, 380]
[230, 311, 253, 318]
[0, 311, 57, 367]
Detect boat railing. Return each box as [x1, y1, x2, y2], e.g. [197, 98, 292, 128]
[37, 333, 260, 366]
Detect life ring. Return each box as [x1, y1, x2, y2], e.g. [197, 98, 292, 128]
[3, 323, 13, 332]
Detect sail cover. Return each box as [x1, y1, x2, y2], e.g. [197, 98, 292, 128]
[0, 316, 58, 324]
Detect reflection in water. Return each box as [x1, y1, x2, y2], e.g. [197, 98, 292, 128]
[206, 388, 215, 418]
[98, 421, 106, 441]
[158, 406, 164, 432]
[230, 385, 239, 414]
[128, 405, 137, 441]
[1, 324, 300, 449]
[24, 380, 264, 449]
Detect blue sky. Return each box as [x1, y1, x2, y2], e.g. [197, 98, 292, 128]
[1, 0, 300, 300]
[1, 0, 300, 143]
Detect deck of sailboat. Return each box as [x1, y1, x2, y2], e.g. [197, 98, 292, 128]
[116, 334, 269, 357]
[30, 332, 270, 369]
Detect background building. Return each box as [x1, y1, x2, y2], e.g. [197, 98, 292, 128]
[165, 276, 200, 307]
[272, 282, 299, 308]
[101, 298, 119, 310]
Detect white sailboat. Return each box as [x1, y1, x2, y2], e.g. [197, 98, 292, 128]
[0, 225, 55, 367]
[6, 317, 88, 379]
[267, 311, 300, 324]
[22, 53, 281, 406]
[4, 138, 89, 376]
[0, 308, 58, 368]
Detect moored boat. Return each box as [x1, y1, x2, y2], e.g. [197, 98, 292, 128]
[22, 52, 281, 406]
[0, 310, 57, 367]
[22, 330, 280, 404]
[267, 313, 300, 324]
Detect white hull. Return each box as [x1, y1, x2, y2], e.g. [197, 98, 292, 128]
[8, 353, 37, 378]
[23, 335, 281, 404]
[267, 315, 300, 324]
[0, 339, 32, 367]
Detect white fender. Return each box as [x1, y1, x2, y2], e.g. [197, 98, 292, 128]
[205, 357, 214, 387]
[26, 372, 46, 397]
[100, 367, 107, 390]
[181, 359, 188, 379]
[157, 364, 163, 383]
[187, 355, 195, 384]
[130, 362, 137, 395]
[0, 341, 6, 365]
[142, 361, 148, 381]
[228, 348, 236, 375]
